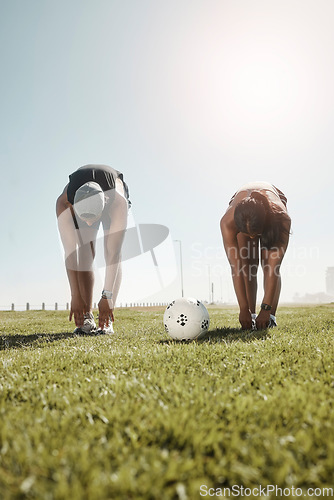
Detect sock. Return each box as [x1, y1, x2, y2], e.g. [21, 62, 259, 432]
[251, 313, 257, 330]
[269, 314, 277, 327]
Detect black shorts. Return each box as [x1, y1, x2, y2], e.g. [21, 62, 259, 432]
[67, 164, 131, 207]
[68, 164, 131, 230]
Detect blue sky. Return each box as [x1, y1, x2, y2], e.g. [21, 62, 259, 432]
[1, 0, 334, 309]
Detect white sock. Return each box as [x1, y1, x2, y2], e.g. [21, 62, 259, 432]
[251, 313, 257, 320]
[270, 314, 276, 322]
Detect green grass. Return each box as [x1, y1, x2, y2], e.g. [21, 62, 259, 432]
[0, 305, 333, 499]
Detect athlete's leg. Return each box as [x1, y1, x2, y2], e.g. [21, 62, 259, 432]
[261, 248, 281, 316]
[76, 223, 99, 312]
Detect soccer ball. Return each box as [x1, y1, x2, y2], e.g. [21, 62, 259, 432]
[163, 297, 210, 340]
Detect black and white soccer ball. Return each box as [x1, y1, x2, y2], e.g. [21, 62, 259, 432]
[163, 297, 210, 340]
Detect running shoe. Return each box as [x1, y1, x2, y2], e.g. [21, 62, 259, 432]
[268, 316, 277, 328]
[73, 312, 97, 334]
[97, 318, 114, 335]
[251, 313, 257, 330]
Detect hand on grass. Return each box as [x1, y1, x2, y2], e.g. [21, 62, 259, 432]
[255, 309, 271, 330]
[69, 296, 86, 327]
[239, 308, 253, 330]
[98, 297, 114, 329]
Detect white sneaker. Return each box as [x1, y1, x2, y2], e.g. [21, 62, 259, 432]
[269, 315, 277, 328]
[73, 312, 97, 334]
[251, 313, 257, 330]
[97, 318, 114, 335]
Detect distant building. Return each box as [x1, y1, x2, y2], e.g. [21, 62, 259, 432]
[326, 267, 334, 295]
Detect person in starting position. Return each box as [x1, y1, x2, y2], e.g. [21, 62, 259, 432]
[220, 181, 291, 330]
[56, 164, 130, 334]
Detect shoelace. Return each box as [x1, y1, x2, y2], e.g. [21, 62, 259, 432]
[83, 312, 93, 320]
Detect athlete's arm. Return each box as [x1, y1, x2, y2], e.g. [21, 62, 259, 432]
[56, 186, 86, 327]
[256, 218, 291, 329]
[98, 187, 128, 328]
[220, 214, 252, 329]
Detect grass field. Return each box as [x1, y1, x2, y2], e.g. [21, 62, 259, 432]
[0, 304, 333, 499]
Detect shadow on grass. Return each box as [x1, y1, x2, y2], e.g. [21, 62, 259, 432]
[0, 330, 102, 350]
[159, 327, 269, 345]
[202, 327, 269, 343]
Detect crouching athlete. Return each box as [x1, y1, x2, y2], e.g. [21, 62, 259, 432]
[220, 181, 291, 330]
[56, 164, 130, 334]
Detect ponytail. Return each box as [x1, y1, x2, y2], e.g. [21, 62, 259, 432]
[250, 192, 270, 217]
[252, 191, 290, 248]
[234, 191, 290, 249]
[261, 210, 290, 249]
